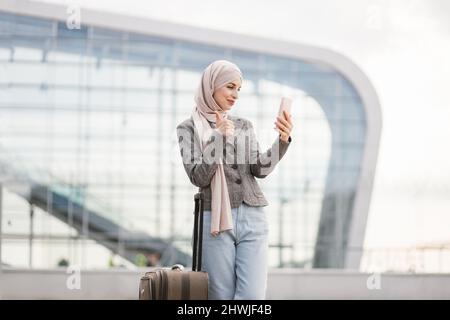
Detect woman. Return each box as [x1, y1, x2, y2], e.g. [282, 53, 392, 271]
[176, 60, 293, 300]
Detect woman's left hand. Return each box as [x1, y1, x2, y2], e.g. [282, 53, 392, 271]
[274, 110, 293, 143]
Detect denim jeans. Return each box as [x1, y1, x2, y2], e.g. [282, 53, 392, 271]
[200, 202, 269, 300]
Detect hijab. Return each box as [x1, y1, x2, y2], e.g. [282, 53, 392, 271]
[191, 60, 243, 236]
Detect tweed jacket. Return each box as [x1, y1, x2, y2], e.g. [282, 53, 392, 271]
[176, 115, 291, 210]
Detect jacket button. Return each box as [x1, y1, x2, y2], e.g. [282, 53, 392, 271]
[231, 164, 238, 169]
[235, 178, 242, 184]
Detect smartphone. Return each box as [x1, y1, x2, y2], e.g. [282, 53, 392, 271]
[278, 97, 292, 120]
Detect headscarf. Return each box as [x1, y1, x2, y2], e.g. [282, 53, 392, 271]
[191, 60, 243, 236]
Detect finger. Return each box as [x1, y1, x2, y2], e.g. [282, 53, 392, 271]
[284, 111, 293, 124]
[276, 128, 287, 140]
[275, 120, 289, 133]
[282, 111, 294, 128]
[277, 124, 290, 138]
[275, 128, 286, 135]
[283, 110, 292, 120]
[276, 116, 291, 130]
[276, 116, 292, 130]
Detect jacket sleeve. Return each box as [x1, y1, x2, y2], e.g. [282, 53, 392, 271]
[248, 120, 291, 178]
[176, 121, 224, 188]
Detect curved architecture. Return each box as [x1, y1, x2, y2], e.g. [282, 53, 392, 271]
[0, 0, 381, 269]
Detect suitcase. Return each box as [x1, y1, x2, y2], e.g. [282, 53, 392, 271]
[139, 192, 208, 300]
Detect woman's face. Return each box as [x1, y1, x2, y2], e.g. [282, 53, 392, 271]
[213, 79, 242, 111]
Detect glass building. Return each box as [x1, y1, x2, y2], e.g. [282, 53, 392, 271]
[0, 1, 381, 270]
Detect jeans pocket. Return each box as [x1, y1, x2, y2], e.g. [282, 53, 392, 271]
[245, 205, 268, 236]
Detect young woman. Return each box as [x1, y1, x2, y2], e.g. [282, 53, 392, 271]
[176, 60, 293, 300]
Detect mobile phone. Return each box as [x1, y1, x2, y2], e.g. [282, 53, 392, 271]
[278, 97, 292, 120]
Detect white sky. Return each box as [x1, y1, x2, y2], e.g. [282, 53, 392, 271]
[35, 0, 450, 250]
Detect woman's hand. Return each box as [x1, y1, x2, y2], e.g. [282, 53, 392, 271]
[215, 111, 235, 137]
[274, 110, 293, 143]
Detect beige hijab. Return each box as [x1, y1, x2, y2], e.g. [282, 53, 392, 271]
[191, 60, 243, 236]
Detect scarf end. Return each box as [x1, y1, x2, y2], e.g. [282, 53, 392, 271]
[210, 227, 233, 237]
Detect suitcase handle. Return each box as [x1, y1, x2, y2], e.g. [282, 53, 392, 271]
[171, 264, 184, 271]
[192, 192, 204, 272]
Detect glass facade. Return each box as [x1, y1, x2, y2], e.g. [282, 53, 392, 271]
[0, 11, 366, 269]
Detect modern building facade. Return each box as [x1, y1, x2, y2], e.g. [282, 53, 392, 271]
[0, 0, 381, 270]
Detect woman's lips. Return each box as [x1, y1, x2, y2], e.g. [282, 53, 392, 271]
[227, 100, 235, 105]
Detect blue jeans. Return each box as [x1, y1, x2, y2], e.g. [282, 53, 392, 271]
[200, 202, 269, 300]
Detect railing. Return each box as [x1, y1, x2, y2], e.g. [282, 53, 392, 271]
[0, 144, 186, 268]
[268, 243, 450, 273]
[360, 245, 450, 273]
[0, 143, 139, 230]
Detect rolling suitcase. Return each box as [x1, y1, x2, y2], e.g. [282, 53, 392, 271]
[139, 192, 208, 300]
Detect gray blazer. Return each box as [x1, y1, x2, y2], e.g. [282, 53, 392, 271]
[176, 115, 291, 211]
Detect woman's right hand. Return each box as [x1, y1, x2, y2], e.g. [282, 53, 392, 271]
[215, 111, 235, 137]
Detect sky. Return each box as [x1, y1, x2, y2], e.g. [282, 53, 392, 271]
[35, 0, 450, 254]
